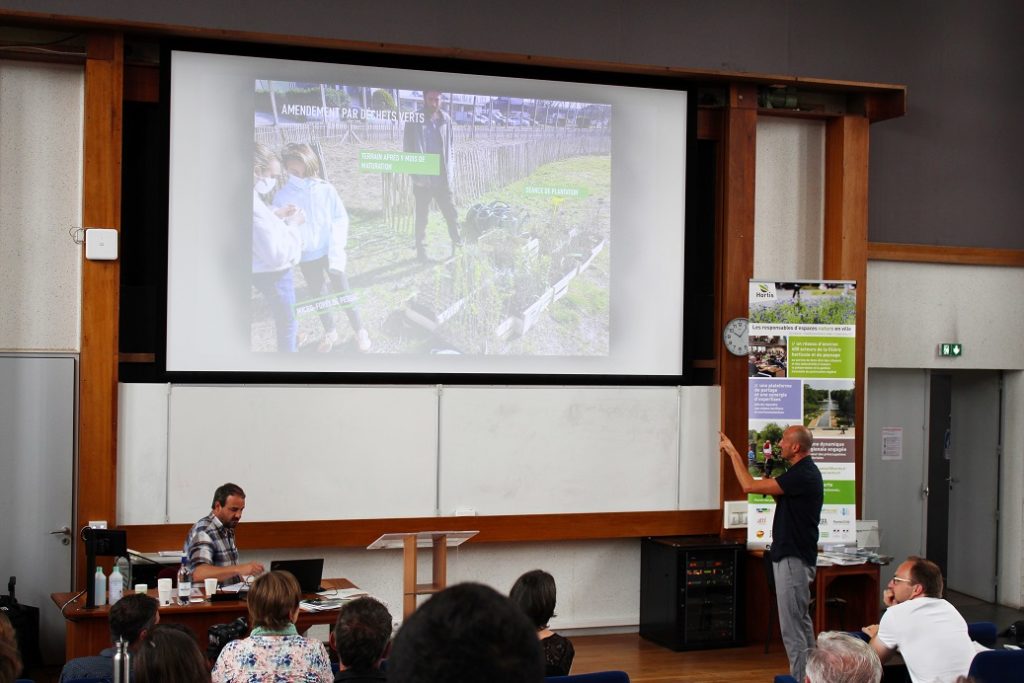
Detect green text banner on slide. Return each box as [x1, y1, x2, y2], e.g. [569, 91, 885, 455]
[745, 280, 857, 548]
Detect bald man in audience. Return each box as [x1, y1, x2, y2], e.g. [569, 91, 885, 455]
[805, 631, 882, 683]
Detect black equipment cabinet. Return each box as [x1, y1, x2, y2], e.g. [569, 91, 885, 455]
[639, 535, 744, 651]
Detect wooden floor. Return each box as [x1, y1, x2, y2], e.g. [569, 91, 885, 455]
[571, 633, 790, 683]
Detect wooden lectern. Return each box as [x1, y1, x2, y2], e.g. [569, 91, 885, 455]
[368, 531, 477, 618]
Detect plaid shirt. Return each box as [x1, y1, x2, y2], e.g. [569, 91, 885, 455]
[184, 512, 241, 584]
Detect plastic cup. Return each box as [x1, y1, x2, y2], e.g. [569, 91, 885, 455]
[157, 586, 172, 606]
[204, 578, 218, 598]
[157, 577, 172, 590]
[134, 583, 148, 594]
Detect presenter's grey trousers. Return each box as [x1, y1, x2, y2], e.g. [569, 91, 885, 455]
[773, 555, 816, 681]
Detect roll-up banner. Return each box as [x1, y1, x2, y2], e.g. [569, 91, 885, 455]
[746, 280, 857, 548]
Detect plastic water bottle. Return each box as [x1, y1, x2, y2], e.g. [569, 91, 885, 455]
[93, 566, 107, 606]
[115, 555, 132, 588]
[177, 555, 192, 605]
[108, 565, 124, 604]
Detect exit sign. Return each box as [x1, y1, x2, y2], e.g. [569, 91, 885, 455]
[938, 343, 963, 357]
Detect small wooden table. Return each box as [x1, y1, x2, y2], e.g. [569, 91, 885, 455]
[53, 577, 356, 661]
[745, 552, 881, 646]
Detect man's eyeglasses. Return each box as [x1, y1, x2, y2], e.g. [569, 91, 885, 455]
[889, 575, 913, 585]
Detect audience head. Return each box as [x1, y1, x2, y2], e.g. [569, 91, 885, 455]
[0, 611, 22, 683]
[109, 592, 159, 646]
[332, 596, 393, 672]
[247, 570, 301, 630]
[805, 631, 881, 683]
[134, 623, 210, 683]
[904, 555, 944, 598]
[389, 582, 544, 683]
[509, 569, 558, 630]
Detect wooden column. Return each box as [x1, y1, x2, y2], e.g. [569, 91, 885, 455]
[718, 84, 758, 507]
[77, 31, 123, 589]
[823, 115, 869, 510]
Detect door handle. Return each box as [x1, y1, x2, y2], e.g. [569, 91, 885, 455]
[50, 526, 72, 545]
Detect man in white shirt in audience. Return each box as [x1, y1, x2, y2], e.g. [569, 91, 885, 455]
[862, 556, 975, 683]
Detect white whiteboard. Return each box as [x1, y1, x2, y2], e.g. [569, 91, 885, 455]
[165, 385, 439, 522]
[118, 383, 721, 524]
[439, 386, 692, 515]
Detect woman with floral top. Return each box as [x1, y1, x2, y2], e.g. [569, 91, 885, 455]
[212, 570, 331, 683]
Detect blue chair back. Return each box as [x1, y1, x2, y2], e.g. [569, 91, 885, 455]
[968, 621, 998, 648]
[967, 649, 1024, 683]
[546, 672, 629, 683]
[773, 676, 798, 683]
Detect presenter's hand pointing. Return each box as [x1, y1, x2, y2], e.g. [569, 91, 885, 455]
[719, 432, 740, 459]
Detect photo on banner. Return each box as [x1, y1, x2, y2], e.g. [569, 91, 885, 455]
[745, 280, 857, 548]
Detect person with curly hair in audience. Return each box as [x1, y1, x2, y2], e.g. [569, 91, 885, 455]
[331, 596, 393, 682]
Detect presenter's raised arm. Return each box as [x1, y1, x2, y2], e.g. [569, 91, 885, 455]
[719, 432, 783, 496]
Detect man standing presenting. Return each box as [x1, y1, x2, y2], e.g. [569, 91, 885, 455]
[721, 425, 822, 682]
[862, 556, 975, 683]
[403, 89, 463, 261]
[184, 482, 264, 585]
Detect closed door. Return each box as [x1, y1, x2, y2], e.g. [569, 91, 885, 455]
[0, 356, 75, 664]
[864, 369, 928, 565]
[945, 371, 1000, 601]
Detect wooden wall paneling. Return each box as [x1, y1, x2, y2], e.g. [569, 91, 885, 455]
[717, 84, 758, 512]
[867, 242, 1024, 267]
[823, 115, 869, 510]
[77, 31, 124, 590]
[124, 63, 159, 103]
[120, 509, 721, 551]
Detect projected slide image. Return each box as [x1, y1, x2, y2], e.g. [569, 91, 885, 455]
[251, 81, 612, 356]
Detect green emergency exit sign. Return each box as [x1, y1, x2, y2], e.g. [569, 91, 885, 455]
[938, 343, 963, 357]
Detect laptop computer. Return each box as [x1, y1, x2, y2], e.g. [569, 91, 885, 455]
[269, 558, 325, 593]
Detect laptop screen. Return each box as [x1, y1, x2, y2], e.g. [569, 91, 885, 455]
[269, 558, 325, 593]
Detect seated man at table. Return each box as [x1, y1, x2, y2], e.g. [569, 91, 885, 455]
[58, 592, 159, 682]
[862, 556, 975, 683]
[330, 596, 393, 682]
[388, 583, 543, 683]
[184, 482, 264, 585]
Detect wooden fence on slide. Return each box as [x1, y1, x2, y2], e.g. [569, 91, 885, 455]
[255, 121, 611, 232]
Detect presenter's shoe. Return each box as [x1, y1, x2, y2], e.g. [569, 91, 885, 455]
[317, 329, 339, 353]
[356, 329, 372, 353]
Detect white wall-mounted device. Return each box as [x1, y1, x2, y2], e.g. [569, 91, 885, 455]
[85, 228, 118, 260]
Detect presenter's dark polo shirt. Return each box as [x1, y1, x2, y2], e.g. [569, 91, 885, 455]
[771, 455, 823, 567]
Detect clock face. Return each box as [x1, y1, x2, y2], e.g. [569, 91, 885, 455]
[723, 317, 749, 356]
